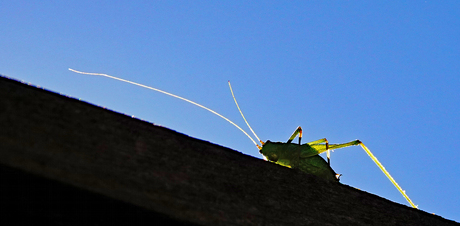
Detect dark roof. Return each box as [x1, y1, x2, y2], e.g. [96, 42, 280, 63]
[1, 75, 458, 225]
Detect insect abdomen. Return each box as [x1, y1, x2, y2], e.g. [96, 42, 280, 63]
[298, 155, 338, 182]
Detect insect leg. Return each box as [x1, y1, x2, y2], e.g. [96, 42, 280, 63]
[358, 142, 418, 209]
[313, 140, 418, 208]
[327, 140, 363, 164]
[306, 138, 327, 145]
[309, 139, 364, 165]
[306, 138, 331, 164]
[287, 126, 302, 144]
[327, 140, 361, 150]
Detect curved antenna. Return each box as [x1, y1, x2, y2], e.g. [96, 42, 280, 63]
[68, 68, 259, 147]
[228, 81, 263, 149]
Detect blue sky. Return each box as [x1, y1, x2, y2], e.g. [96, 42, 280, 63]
[1, 1, 459, 221]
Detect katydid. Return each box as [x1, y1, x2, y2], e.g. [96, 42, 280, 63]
[69, 68, 417, 209]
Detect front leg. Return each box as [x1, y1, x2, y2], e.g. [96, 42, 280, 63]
[287, 126, 303, 144]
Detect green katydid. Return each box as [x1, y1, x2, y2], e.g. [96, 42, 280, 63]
[69, 68, 418, 209]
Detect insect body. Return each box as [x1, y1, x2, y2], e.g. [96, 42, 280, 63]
[261, 139, 340, 182]
[259, 128, 362, 182]
[69, 68, 417, 209]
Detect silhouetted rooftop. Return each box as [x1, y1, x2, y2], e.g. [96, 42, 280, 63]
[1, 74, 458, 225]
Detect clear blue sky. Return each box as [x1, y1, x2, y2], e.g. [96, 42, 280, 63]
[1, 1, 459, 221]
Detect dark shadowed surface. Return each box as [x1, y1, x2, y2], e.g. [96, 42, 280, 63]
[0, 75, 458, 225]
[0, 164, 196, 226]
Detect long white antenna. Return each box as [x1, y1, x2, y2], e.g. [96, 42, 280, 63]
[228, 81, 263, 148]
[68, 68, 259, 147]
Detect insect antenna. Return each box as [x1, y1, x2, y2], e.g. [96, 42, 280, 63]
[68, 68, 259, 147]
[228, 81, 263, 149]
